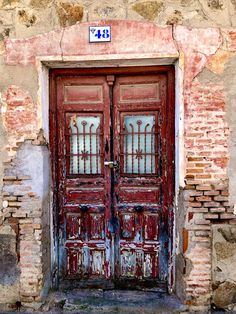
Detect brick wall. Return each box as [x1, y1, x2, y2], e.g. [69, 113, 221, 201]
[2, 139, 50, 304]
[0, 84, 50, 303]
[179, 35, 236, 309]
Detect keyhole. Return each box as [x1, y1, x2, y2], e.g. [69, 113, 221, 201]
[105, 139, 109, 154]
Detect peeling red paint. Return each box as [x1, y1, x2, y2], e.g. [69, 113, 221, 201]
[188, 212, 193, 222]
[183, 228, 188, 254]
[4, 21, 178, 65]
[174, 25, 222, 88]
[227, 31, 236, 51]
[50, 66, 175, 285]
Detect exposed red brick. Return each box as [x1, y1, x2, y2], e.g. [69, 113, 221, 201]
[213, 183, 228, 190]
[185, 174, 195, 179]
[186, 179, 202, 185]
[32, 223, 41, 229]
[209, 207, 226, 213]
[196, 185, 212, 191]
[204, 214, 219, 219]
[8, 201, 21, 207]
[188, 225, 211, 231]
[195, 219, 211, 225]
[3, 176, 17, 181]
[214, 195, 228, 202]
[220, 213, 235, 219]
[196, 196, 212, 202]
[189, 191, 203, 196]
[203, 202, 220, 208]
[188, 157, 204, 162]
[185, 185, 196, 190]
[188, 208, 209, 213]
[195, 174, 212, 179]
[187, 168, 204, 173]
[222, 201, 230, 207]
[204, 190, 220, 196]
[195, 231, 211, 237]
[192, 237, 210, 243]
[221, 190, 229, 196]
[189, 202, 202, 208]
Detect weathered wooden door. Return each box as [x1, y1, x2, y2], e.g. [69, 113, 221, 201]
[51, 68, 174, 288]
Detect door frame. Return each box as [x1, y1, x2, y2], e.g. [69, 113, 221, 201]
[49, 65, 175, 289]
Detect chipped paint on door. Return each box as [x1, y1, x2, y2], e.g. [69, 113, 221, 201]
[113, 74, 170, 282]
[50, 67, 175, 287]
[55, 75, 111, 281]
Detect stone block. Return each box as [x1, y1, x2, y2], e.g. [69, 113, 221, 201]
[14, 7, 56, 38]
[88, 0, 126, 21]
[213, 280, 236, 309]
[29, 0, 52, 9]
[212, 225, 236, 309]
[132, 1, 164, 21]
[0, 0, 20, 9]
[0, 225, 20, 303]
[56, 1, 84, 27]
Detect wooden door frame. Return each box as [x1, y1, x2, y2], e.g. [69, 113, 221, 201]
[49, 65, 175, 289]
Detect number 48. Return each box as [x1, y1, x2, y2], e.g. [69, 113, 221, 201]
[95, 29, 110, 39]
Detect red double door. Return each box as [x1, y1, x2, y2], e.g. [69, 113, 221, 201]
[53, 67, 174, 288]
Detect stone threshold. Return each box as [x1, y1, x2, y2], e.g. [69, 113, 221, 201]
[1, 289, 188, 313]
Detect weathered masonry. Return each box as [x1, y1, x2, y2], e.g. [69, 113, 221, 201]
[1, 2, 236, 312]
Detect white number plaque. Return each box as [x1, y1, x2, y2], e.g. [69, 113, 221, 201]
[89, 26, 111, 43]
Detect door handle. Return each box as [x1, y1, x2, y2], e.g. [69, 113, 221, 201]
[104, 161, 119, 169]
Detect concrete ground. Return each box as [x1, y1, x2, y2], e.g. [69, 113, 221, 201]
[1, 289, 189, 313]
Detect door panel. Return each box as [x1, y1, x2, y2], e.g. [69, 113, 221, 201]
[57, 76, 111, 280]
[54, 70, 174, 287]
[113, 75, 168, 282]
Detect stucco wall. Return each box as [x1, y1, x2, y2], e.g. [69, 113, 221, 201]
[1, 1, 236, 312]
